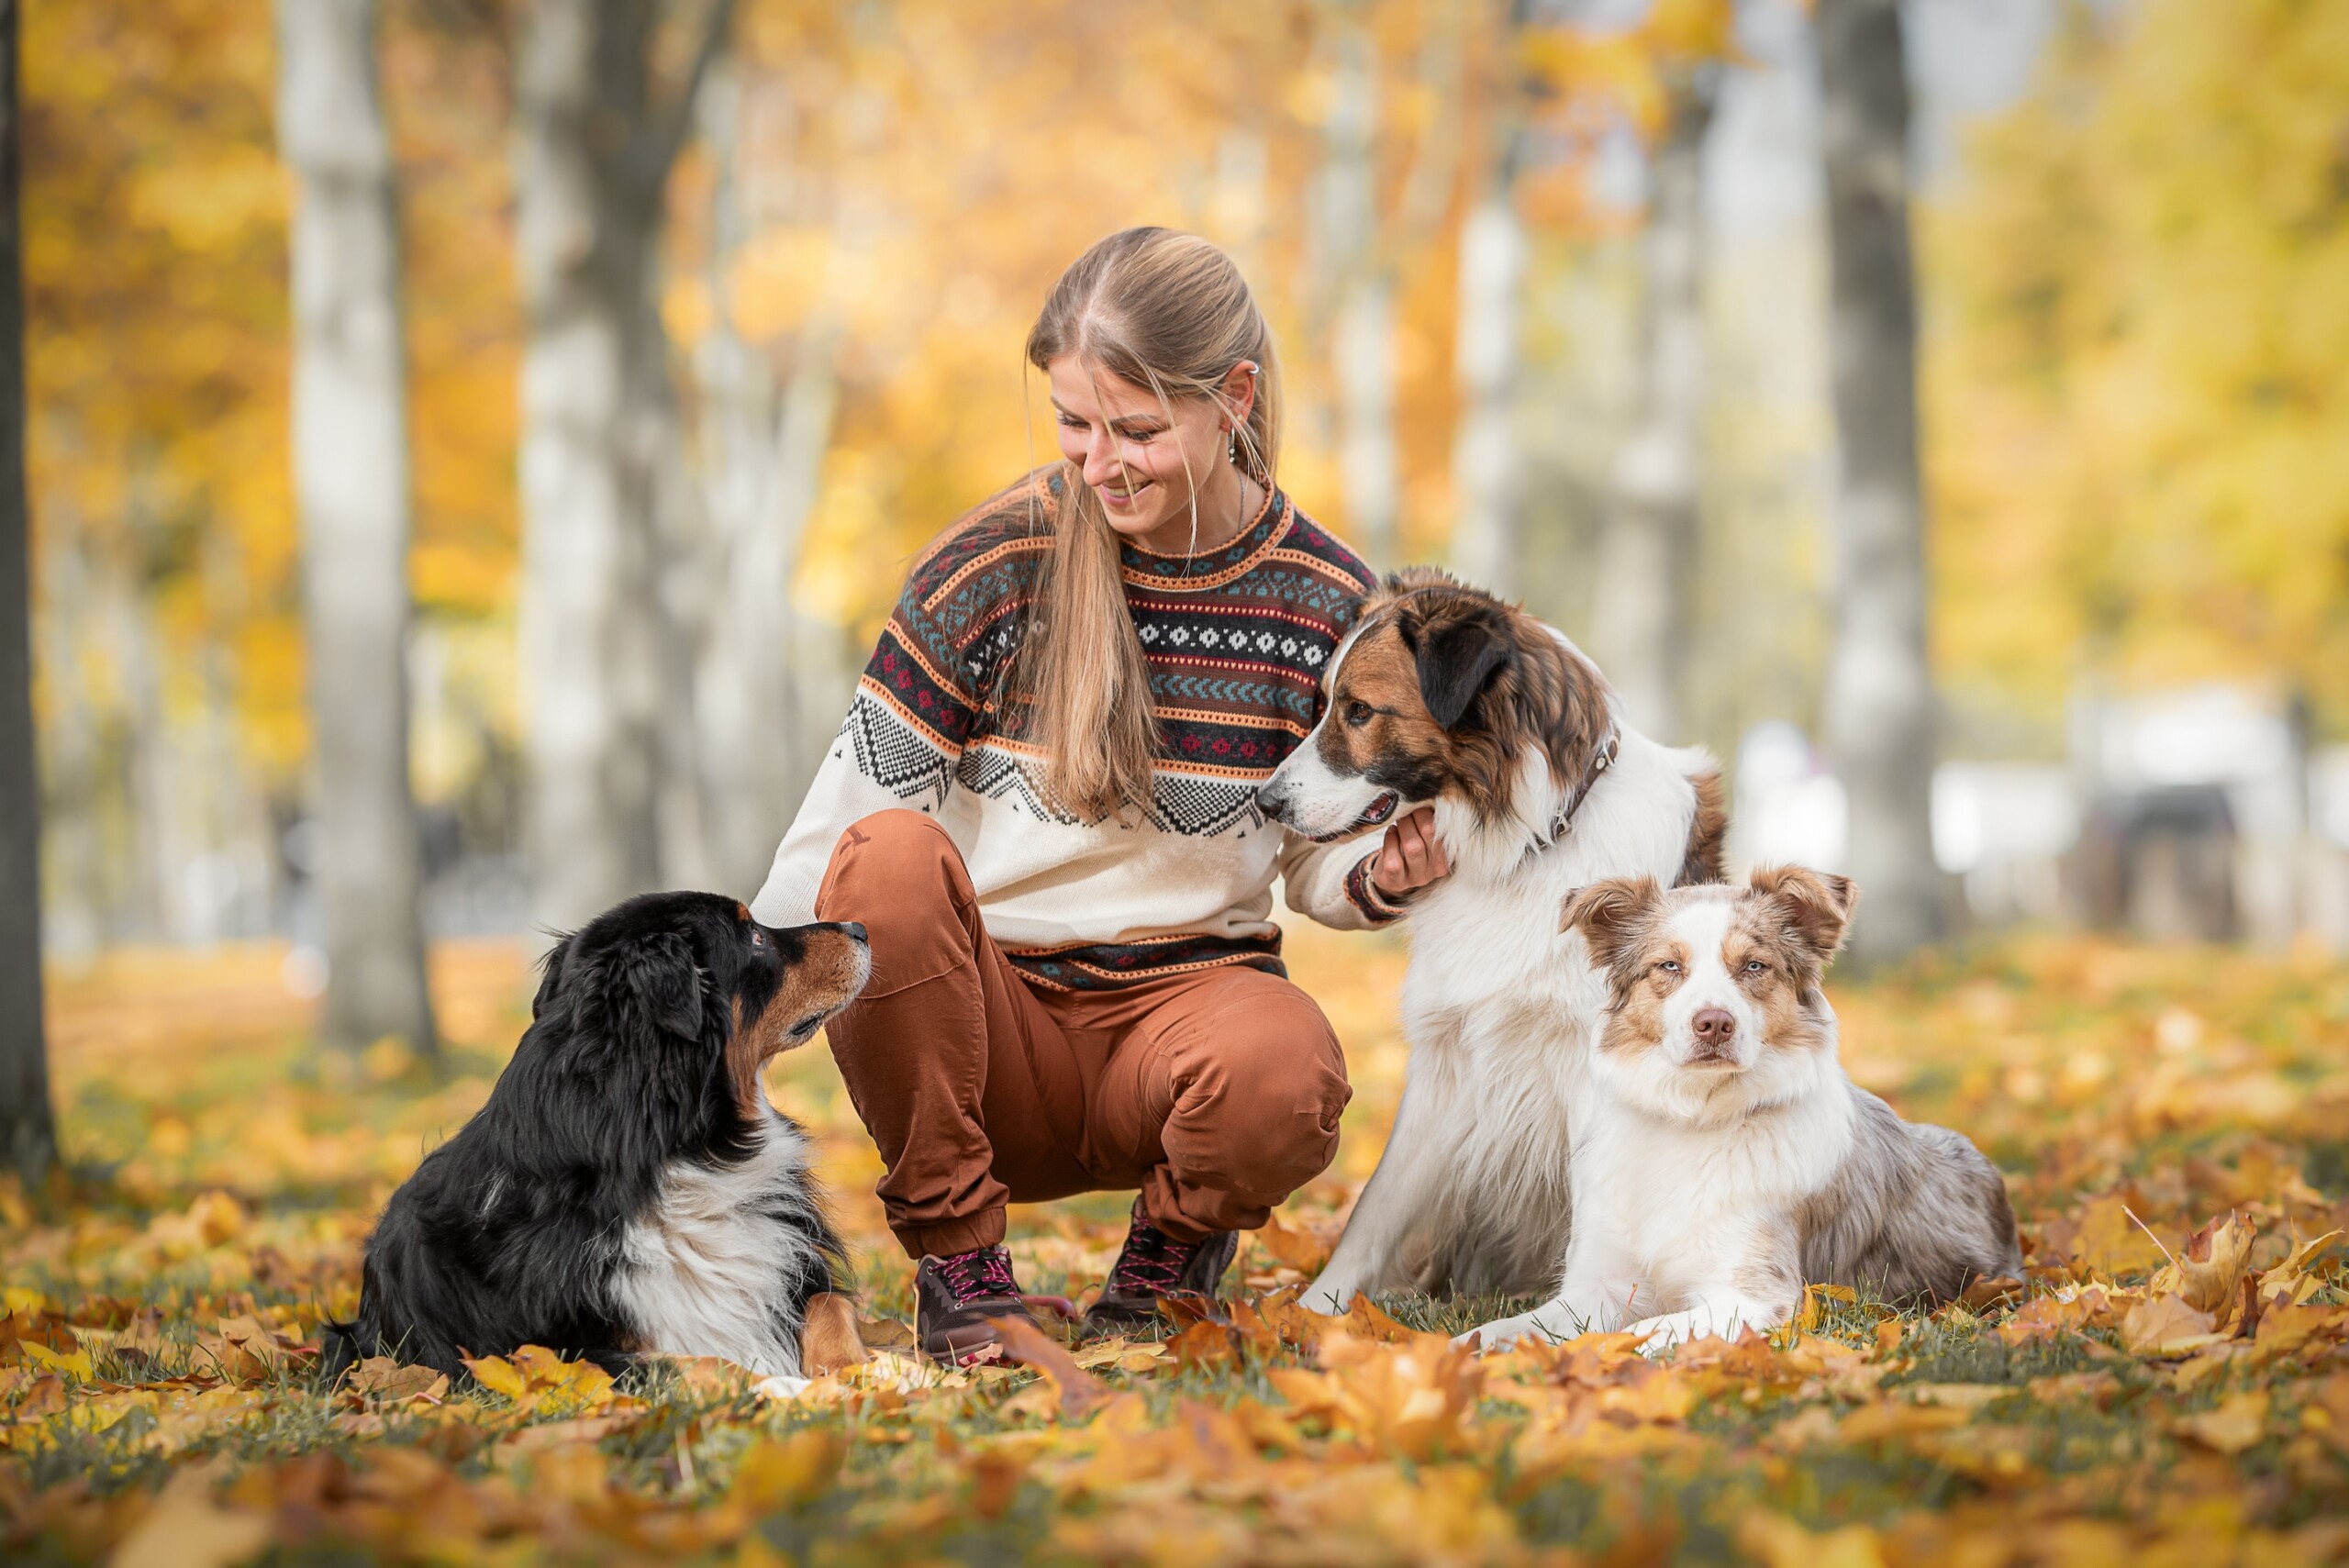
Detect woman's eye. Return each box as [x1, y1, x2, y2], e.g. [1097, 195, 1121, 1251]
[1117, 428, 1158, 445]
[1343, 701, 1374, 728]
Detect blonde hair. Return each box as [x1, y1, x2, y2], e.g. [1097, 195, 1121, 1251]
[1015, 227, 1284, 820]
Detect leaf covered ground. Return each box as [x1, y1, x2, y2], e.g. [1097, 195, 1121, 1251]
[6, 927, 2349, 1566]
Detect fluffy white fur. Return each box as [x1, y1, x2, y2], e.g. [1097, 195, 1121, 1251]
[1464, 895, 1852, 1351]
[1275, 627, 1715, 1310]
[612, 1108, 832, 1385]
[1462, 884, 2019, 1354]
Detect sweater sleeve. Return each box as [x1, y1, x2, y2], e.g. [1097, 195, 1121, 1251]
[1275, 830, 1408, 932]
[750, 572, 985, 927]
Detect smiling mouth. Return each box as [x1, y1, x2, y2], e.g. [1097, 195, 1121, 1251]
[1308, 790, 1401, 842]
[1100, 481, 1152, 506]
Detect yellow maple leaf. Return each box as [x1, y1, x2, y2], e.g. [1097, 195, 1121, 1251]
[2119, 1293, 2228, 1358]
[2149, 1210, 2258, 1323]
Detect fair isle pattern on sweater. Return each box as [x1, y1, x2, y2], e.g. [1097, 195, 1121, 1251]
[840, 470, 1392, 986]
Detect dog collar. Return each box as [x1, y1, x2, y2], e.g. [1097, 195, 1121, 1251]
[1531, 726, 1620, 851]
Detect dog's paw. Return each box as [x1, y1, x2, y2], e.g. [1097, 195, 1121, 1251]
[1460, 1313, 1548, 1354]
[754, 1373, 814, 1401]
[1300, 1277, 1357, 1317]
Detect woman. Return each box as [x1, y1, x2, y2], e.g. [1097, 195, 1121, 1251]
[751, 227, 1449, 1362]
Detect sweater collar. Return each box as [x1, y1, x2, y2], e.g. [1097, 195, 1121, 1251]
[1119, 485, 1290, 591]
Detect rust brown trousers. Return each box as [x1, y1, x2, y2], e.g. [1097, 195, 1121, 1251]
[813, 810, 1353, 1258]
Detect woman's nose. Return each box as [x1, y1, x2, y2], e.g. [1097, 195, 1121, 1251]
[1081, 439, 1122, 489]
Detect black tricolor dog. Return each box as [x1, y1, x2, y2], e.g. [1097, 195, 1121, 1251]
[321, 892, 872, 1384]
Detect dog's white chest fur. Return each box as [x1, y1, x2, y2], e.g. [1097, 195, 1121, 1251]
[610, 1112, 822, 1379]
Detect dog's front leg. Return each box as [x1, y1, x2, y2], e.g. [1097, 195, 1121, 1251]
[1304, 1072, 1457, 1314]
[1454, 1231, 1629, 1352]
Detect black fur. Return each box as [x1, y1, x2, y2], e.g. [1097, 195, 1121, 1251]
[319, 892, 862, 1384]
[1400, 597, 1515, 731]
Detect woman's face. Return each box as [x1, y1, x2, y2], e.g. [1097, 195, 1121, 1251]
[1046, 355, 1252, 551]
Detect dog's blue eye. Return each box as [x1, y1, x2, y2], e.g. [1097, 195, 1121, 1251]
[1744, 960, 1765, 974]
[1659, 961, 1681, 973]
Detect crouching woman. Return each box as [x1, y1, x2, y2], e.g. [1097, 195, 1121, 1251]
[751, 227, 1448, 1362]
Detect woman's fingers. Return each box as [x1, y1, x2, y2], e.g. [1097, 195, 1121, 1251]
[1374, 806, 1450, 895]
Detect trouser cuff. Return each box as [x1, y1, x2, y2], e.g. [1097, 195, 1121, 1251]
[896, 1207, 1008, 1261]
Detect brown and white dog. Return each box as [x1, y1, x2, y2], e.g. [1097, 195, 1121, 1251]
[1462, 869, 2021, 1352]
[1256, 570, 1725, 1305]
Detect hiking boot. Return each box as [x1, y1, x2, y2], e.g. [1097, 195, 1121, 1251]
[915, 1244, 1037, 1365]
[1079, 1199, 1239, 1340]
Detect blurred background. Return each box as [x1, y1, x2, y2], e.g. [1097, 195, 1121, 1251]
[17, 0, 2349, 1062]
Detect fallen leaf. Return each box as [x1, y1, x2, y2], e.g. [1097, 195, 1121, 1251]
[107, 1468, 272, 1568]
[1739, 1510, 1887, 1568]
[987, 1317, 1112, 1419]
[1255, 1211, 1331, 1273]
[2174, 1389, 2268, 1455]
[2120, 1293, 2226, 1358]
[2149, 1211, 2257, 1323]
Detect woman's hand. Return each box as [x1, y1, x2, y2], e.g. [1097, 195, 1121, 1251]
[1369, 806, 1451, 898]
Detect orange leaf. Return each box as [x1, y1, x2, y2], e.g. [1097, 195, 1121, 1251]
[987, 1317, 1112, 1419]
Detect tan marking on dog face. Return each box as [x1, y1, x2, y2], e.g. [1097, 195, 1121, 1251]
[1598, 930, 1693, 1055]
[729, 928, 871, 1119]
[1311, 573, 1615, 823]
[1721, 900, 1833, 1055]
[1316, 613, 1454, 785]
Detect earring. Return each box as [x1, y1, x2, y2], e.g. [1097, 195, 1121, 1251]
[1227, 427, 1239, 464]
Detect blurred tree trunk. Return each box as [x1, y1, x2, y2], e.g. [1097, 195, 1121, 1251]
[1818, 0, 1943, 963]
[1320, 10, 1397, 567]
[685, 65, 841, 894]
[1591, 76, 1714, 743]
[277, 0, 438, 1058]
[1448, 0, 1525, 596]
[517, 0, 733, 939]
[0, 0, 55, 1184]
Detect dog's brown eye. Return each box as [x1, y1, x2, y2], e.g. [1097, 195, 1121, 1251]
[1344, 700, 1375, 728]
[750, 929, 767, 949]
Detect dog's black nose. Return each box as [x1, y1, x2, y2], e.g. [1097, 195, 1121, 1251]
[840, 921, 868, 943]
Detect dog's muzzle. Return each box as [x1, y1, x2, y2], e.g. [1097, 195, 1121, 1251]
[1315, 790, 1400, 842]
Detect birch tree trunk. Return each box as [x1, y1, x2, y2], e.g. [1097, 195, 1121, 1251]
[1818, 0, 1943, 963]
[277, 0, 437, 1057]
[689, 68, 841, 893]
[1450, 191, 1524, 594]
[1591, 80, 1713, 743]
[0, 0, 54, 1182]
[517, 0, 733, 940]
[1321, 14, 1397, 567]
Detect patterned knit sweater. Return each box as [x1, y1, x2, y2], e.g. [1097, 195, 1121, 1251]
[750, 469, 1401, 990]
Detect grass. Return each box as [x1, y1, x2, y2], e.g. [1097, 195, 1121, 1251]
[3, 924, 2347, 1565]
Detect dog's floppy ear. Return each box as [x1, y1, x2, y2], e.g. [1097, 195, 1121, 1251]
[1560, 876, 1660, 969]
[619, 930, 707, 1040]
[1405, 601, 1515, 730]
[1748, 865, 1856, 964]
[531, 933, 575, 1018]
